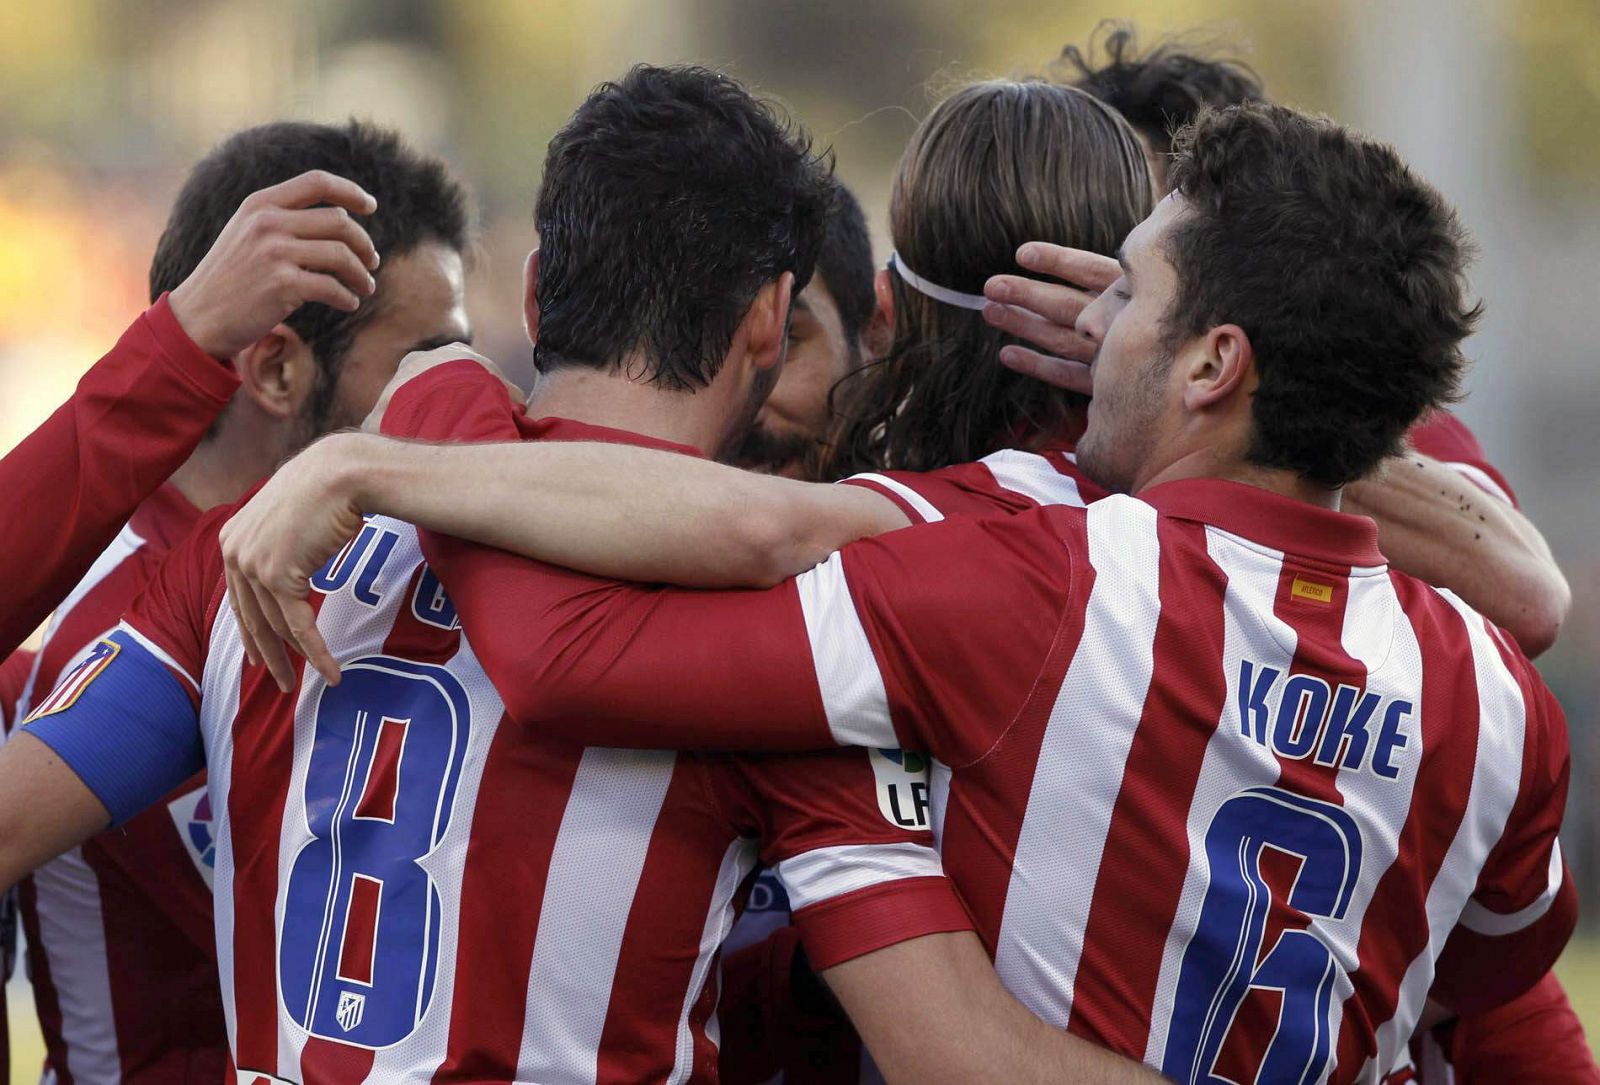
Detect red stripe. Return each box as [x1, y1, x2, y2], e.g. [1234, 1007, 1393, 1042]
[337, 876, 381, 985]
[353, 718, 406, 823]
[380, 565, 462, 665]
[82, 802, 228, 1083]
[299, 1037, 375, 1083]
[1334, 579, 1480, 1076]
[432, 720, 583, 1081]
[937, 511, 1095, 951]
[1069, 517, 1229, 1056]
[229, 647, 311, 1074]
[17, 876, 72, 1085]
[594, 761, 731, 1083]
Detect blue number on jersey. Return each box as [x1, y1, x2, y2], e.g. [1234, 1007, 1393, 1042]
[1162, 787, 1362, 1085]
[279, 656, 470, 1047]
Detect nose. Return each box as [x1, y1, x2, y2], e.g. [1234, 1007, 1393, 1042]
[1076, 292, 1109, 347]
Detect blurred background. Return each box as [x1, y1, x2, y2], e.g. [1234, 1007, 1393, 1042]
[1, 0, 1596, 1072]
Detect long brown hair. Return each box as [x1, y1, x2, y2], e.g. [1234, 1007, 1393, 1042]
[821, 80, 1152, 476]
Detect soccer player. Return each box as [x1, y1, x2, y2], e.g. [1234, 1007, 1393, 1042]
[730, 180, 884, 479]
[0, 122, 470, 1085]
[1036, 22, 1572, 660]
[0, 66, 1155, 1085]
[227, 102, 1574, 1084]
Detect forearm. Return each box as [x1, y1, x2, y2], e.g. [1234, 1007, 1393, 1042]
[331, 431, 903, 588]
[0, 298, 237, 653]
[0, 733, 111, 892]
[824, 932, 1161, 1085]
[1343, 454, 1569, 655]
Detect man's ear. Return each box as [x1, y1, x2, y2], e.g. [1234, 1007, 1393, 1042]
[746, 271, 794, 371]
[864, 268, 894, 361]
[1183, 323, 1255, 412]
[522, 248, 542, 347]
[233, 325, 317, 420]
[873, 267, 895, 335]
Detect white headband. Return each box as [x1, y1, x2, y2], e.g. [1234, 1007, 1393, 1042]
[889, 252, 989, 311]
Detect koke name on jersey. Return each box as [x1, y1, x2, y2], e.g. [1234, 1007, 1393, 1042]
[1237, 658, 1412, 778]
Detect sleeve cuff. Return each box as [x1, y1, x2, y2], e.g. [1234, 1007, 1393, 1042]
[141, 293, 241, 404]
[382, 359, 515, 442]
[791, 875, 975, 971]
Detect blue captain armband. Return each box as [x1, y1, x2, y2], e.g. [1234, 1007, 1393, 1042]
[22, 628, 204, 826]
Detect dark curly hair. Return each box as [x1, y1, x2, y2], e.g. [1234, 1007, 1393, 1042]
[1057, 21, 1263, 188]
[821, 80, 1151, 477]
[533, 64, 834, 392]
[1164, 103, 1479, 487]
[150, 119, 469, 426]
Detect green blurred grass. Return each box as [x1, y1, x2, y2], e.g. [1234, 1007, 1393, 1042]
[9, 939, 1600, 1075]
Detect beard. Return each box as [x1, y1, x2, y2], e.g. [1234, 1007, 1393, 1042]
[1077, 346, 1171, 495]
[730, 423, 817, 477]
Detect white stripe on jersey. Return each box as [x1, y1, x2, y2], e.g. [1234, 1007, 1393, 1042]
[978, 449, 1084, 508]
[668, 836, 759, 1085]
[846, 473, 945, 523]
[1144, 527, 1297, 1065]
[1364, 592, 1530, 1078]
[775, 842, 945, 911]
[1459, 841, 1563, 935]
[12, 522, 145, 726]
[31, 846, 121, 1084]
[200, 587, 250, 1066]
[993, 496, 1162, 1029]
[1318, 562, 1422, 1071]
[795, 551, 895, 748]
[118, 619, 201, 691]
[518, 747, 677, 1083]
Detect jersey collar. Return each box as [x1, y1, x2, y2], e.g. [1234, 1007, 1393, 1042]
[520, 414, 706, 459]
[1137, 478, 1385, 568]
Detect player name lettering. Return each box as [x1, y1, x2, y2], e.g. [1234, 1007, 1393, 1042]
[1236, 659, 1412, 780]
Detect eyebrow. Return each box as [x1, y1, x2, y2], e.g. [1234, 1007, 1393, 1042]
[1116, 247, 1134, 280]
[410, 330, 475, 353]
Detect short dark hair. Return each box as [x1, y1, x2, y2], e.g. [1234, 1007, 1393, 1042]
[1164, 103, 1479, 487]
[814, 180, 875, 370]
[150, 120, 469, 422]
[532, 64, 834, 391]
[1058, 22, 1263, 158]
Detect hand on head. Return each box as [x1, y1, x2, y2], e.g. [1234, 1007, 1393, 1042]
[981, 243, 1120, 397]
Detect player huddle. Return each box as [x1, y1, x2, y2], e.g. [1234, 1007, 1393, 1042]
[0, 24, 1590, 1085]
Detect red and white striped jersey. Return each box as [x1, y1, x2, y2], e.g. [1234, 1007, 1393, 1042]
[378, 361, 1576, 1083]
[425, 473, 1574, 1082]
[4, 484, 225, 1085]
[1, 648, 34, 1085]
[106, 452, 966, 1084]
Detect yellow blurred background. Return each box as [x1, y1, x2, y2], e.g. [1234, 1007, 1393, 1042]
[3, 0, 1598, 1074]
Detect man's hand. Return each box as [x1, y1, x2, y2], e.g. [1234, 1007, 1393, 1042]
[982, 242, 1120, 396]
[167, 170, 381, 360]
[219, 432, 371, 692]
[362, 343, 523, 434]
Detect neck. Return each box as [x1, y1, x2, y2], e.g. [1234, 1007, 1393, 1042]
[524, 363, 731, 456]
[167, 420, 292, 511]
[1137, 445, 1341, 510]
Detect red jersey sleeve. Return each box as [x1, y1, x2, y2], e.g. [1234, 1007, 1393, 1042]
[707, 747, 971, 970]
[0, 649, 36, 732]
[120, 505, 235, 702]
[384, 360, 836, 750]
[804, 506, 1081, 765]
[1434, 972, 1600, 1084]
[1432, 645, 1575, 1015]
[0, 295, 238, 657]
[1406, 410, 1518, 508]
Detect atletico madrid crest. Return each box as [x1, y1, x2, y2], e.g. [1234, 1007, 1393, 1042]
[336, 990, 366, 1033]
